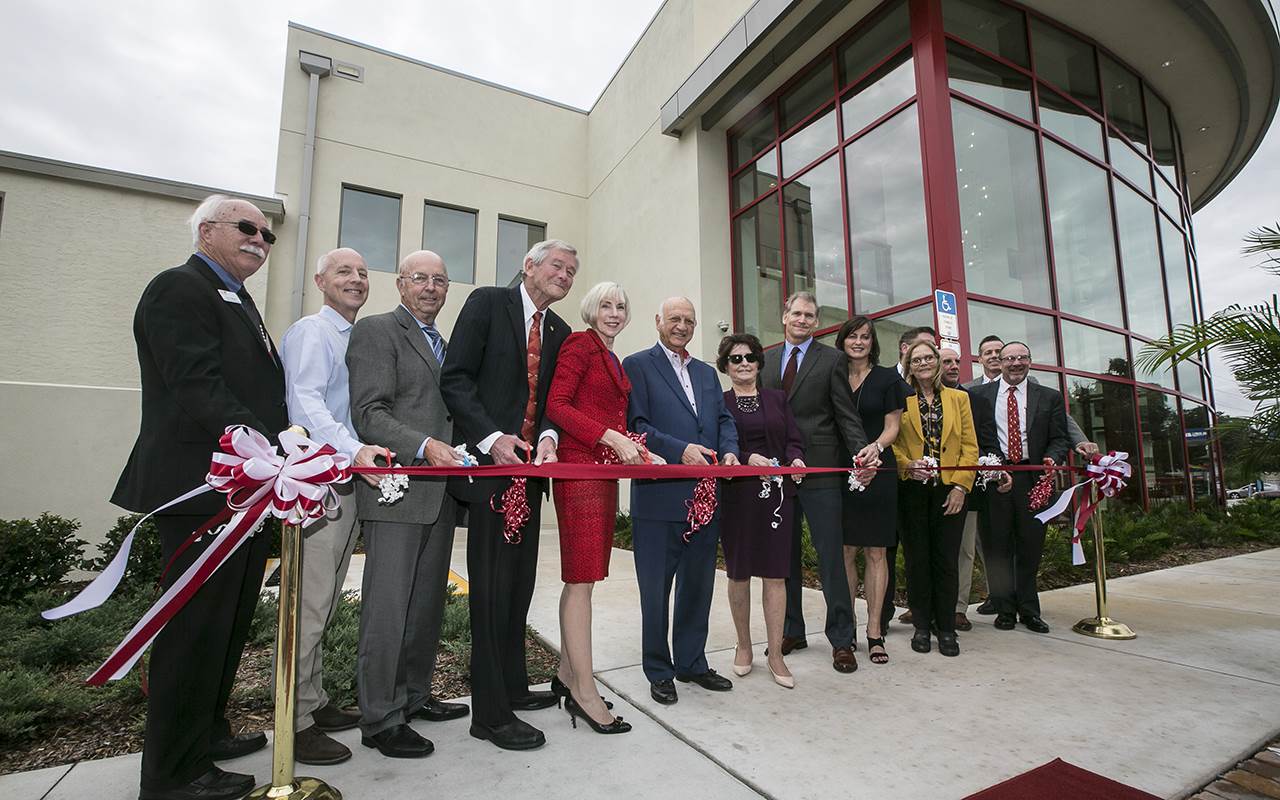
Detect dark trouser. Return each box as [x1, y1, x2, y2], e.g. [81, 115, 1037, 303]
[141, 513, 271, 791]
[357, 506, 456, 736]
[899, 482, 967, 635]
[466, 492, 542, 728]
[979, 471, 1045, 617]
[783, 485, 855, 648]
[632, 518, 718, 683]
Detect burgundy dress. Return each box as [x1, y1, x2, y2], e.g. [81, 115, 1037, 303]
[547, 329, 632, 583]
[720, 388, 805, 579]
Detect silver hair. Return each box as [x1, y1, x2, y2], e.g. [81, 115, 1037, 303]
[397, 249, 447, 277]
[525, 239, 578, 268]
[783, 291, 818, 312]
[316, 247, 365, 276]
[657, 296, 695, 318]
[580, 281, 630, 327]
[188, 194, 233, 247]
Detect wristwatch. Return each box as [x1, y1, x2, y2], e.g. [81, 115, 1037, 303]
[873, 441, 884, 454]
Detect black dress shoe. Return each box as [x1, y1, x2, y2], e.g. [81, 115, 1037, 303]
[295, 725, 351, 766]
[361, 723, 434, 758]
[910, 629, 931, 653]
[976, 600, 997, 615]
[469, 719, 546, 750]
[413, 698, 470, 722]
[650, 679, 678, 705]
[209, 731, 267, 761]
[676, 669, 733, 691]
[312, 702, 361, 732]
[1021, 615, 1051, 634]
[139, 767, 254, 800]
[994, 613, 1016, 630]
[937, 633, 960, 657]
[509, 690, 558, 711]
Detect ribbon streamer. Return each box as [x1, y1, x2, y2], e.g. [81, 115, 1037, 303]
[1034, 451, 1131, 566]
[684, 454, 719, 541]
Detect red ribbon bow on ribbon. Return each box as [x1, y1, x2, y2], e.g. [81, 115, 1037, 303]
[684, 453, 719, 542]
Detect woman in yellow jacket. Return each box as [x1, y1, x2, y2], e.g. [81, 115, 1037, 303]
[893, 340, 978, 658]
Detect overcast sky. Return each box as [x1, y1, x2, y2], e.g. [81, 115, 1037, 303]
[0, 0, 1274, 415]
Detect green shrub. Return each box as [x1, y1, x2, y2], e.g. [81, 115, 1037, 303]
[320, 590, 361, 707]
[82, 514, 164, 589]
[438, 585, 470, 648]
[613, 513, 633, 550]
[248, 592, 279, 647]
[0, 514, 87, 603]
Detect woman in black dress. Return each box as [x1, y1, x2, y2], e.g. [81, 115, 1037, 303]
[831, 317, 907, 665]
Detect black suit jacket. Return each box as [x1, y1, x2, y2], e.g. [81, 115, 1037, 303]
[955, 384, 1001, 511]
[969, 379, 1071, 467]
[440, 285, 568, 502]
[112, 255, 287, 516]
[763, 340, 864, 489]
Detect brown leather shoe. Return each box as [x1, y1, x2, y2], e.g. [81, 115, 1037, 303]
[295, 725, 352, 765]
[780, 635, 808, 655]
[898, 610, 914, 626]
[832, 646, 858, 673]
[955, 613, 973, 632]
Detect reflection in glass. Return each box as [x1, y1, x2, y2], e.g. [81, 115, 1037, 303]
[1133, 337, 1172, 388]
[846, 107, 930, 315]
[1154, 173, 1181, 222]
[734, 198, 784, 346]
[947, 41, 1032, 121]
[942, 0, 1028, 68]
[1160, 216, 1195, 328]
[967, 301, 1058, 365]
[1110, 137, 1152, 195]
[952, 100, 1051, 306]
[1061, 320, 1129, 377]
[1139, 388, 1187, 503]
[1100, 54, 1148, 154]
[873, 304, 935, 369]
[842, 52, 915, 137]
[1029, 368, 1063, 396]
[1176, 359, 1203, 400]
[496, 218, 546, 287]
[339, 187, 401, 272]
[1038, 83, 1104, 160]
[733, 147, 778, 210]
[1144, 85, 1178, 186]
[730, 108, 776, 170]
[422, 203, 476, 284]
[781, 61, 835, 132]
[839, 0, 910, 86]
[1066, 375, 1141, 505]
[1030, 18, 1100, 112]
[1113, 182, 1170, 341]
[1182, 403, 1215, 505]
[782, 109, 837, 179]
[784, 157, 848, 330]
[1042, 140, 1123, 325]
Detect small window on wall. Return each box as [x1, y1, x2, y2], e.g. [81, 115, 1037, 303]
[496, 217, 546, 288]
[423, 202, 477, 285]
[338, 186, 401, 272]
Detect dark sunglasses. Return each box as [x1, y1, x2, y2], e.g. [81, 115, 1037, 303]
[210, 219, 277, 245]
[727, 353, 760, 364]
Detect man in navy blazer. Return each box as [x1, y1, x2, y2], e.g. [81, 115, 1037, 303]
[624, 297, 740, 706]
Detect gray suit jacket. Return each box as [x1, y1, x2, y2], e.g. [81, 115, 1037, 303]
[966, 373, 1087, 445]
[763, 340, 866, 489]
[347, 305, 453, 525]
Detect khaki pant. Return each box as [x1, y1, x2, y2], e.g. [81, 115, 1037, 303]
[956, 510, 985, 613]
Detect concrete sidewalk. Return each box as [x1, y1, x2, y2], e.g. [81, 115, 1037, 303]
[6, 536, 1279, 800]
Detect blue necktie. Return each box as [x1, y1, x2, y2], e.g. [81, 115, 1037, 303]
[423, 324, 445, 365]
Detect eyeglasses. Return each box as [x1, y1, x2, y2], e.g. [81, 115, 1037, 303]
[1000, 354, 1032, 363]
[909, 355, 937, 366]
[209, 219, 277, 245]
[401, 273, 449, 288]
[727, 353, 760, 364]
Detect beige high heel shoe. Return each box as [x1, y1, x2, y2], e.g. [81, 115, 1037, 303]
[732, 646, 753, 677]
[768, 662, 794, 689]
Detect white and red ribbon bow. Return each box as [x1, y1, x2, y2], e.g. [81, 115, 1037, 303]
[1035, 451, 1130, 565]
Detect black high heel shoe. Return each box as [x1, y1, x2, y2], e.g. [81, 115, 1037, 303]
[564, 694, 631, 734]
[550, 675, 613, 710]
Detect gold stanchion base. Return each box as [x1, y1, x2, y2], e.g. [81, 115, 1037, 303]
[1072, 616, 1136, 640]
[246, 777, 341, 800]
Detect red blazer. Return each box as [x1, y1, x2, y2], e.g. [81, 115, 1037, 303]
[547, 329, 632, 464]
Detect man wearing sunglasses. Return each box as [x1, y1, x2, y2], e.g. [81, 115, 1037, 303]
[112, 195, 286, 800]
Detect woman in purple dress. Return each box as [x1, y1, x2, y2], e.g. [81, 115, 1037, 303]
[718, 333, 805, 689]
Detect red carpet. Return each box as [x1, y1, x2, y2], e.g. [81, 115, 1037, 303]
[961, 758, 1161, 799]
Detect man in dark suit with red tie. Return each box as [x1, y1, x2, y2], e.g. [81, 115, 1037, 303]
[441, 240, 575, 750]
[112, 195, 287, 800]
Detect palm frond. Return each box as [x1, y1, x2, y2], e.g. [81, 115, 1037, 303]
[1242, 223, 1280, 276]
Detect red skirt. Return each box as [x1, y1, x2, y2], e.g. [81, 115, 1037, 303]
[552, 478, 618, 583]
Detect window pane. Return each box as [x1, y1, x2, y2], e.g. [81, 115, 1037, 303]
[1043, 140, 1123, 325]
[1133, 337, 1172, 389]
[873, 304, 935, 369]
[1038, 83, 1103, 160]
[1029, 368, 1062, 395]
[942, 0, 1028, 68]
[782, 109, 837, 178]
[730, 108, 776, 170]
[1176, 359, 1203, 400]
[839, 0, 910, 86]
[781, 61, 834, 132]
[339, 187, 400, 273]
[422, 203, 476, 284]
[784, 157, 847, 330]
[734, 198, 784, 346]
[947, 41, 1032, 121]
[1160, 216, 1194, 329]
[1144, 85, 1178, 185]
[496, 218, 545, 287]
[841, 51, 915, 137]
[1110, 137, 1152, 195]
[846, 107, 931, 314]
[967, 301, 1058, 365]
[1113, 182, 1170, 341]
[1061, 319, 1129, 377]
[1066, 375, 1141, 505]
[733, 147, 779, 210]
[1154, 173, 1181, 222]
[1100, 54, 1148, 153]
[1182, 403, 1215, 505]
[1030, 18, 1100, 112]
[952, 100, 1051, 306]
[1139, 388, 1187, 504]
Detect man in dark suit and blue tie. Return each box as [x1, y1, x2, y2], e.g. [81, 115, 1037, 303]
[624, 297, 740, 706]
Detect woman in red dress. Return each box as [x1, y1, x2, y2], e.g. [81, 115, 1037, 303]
[547, 281, 664, 734]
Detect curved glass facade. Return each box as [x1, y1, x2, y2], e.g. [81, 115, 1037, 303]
[727, 0, 1219, 508]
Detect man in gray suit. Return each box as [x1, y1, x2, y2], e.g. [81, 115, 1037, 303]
[347, 250, 469, 759]
[762, 292, 868, 673]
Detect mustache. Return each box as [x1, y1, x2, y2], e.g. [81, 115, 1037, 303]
[240, 245, 266, 259]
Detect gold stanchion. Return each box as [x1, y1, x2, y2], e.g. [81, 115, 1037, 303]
[1071, 494, 1136, 640]
[247, 519, 341, 800]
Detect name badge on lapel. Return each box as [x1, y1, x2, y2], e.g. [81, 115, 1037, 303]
[218, 289, 242, 305]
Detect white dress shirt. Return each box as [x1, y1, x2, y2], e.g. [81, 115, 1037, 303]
[658, 340, 697, 412]
[279, 304, 364, 459]
[995, 378, 1030, 460]
[477, 282, 559, 454]
[780, 337, 812, 380]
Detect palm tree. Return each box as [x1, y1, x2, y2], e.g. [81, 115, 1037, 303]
[1136, 224, 1280, 474]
